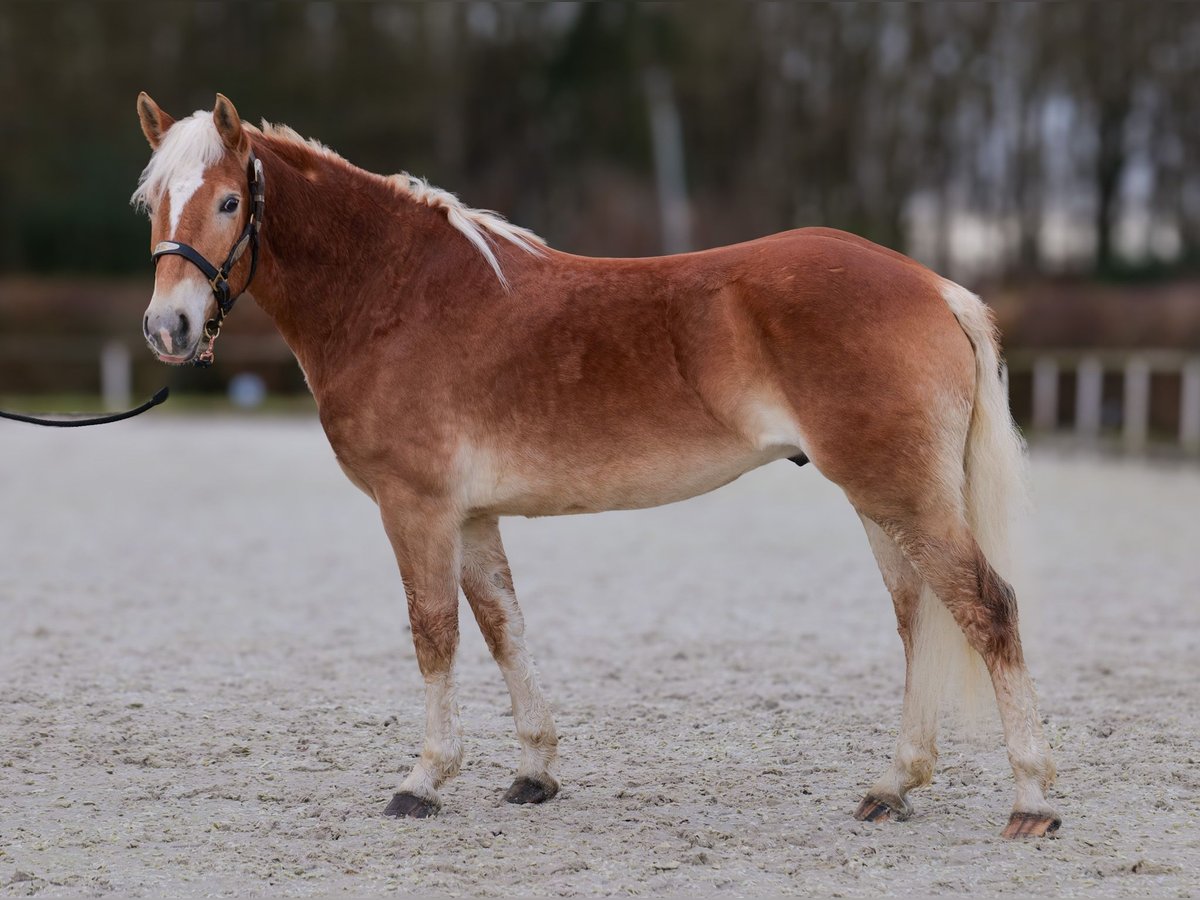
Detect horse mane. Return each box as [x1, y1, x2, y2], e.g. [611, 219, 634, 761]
[258, 121, 546, 289]
[131, 111, 545, 289]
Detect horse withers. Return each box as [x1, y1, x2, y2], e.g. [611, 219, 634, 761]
[132, 92, 1059, 838]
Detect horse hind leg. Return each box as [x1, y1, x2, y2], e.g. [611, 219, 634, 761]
[879, 511, 1060, 838]
[460, 516, 560, 805]
[853, 515, 943, 823]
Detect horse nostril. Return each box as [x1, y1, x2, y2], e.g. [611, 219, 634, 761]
[178, 312, 190, 335]
[143, 314, 150, 335]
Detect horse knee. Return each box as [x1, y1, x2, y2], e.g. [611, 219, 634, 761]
[408, 602, 459, 674]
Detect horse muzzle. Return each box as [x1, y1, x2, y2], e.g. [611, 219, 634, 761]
[144, 291, 208, 365]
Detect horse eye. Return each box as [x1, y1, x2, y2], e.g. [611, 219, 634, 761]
[220, 197, 240, 214]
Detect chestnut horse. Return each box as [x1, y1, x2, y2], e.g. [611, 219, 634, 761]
[133, 93, 1059, 838]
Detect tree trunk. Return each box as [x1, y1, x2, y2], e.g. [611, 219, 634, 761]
[1094, 102, 1125, 274]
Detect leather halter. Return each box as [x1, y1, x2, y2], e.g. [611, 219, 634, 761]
[151, 151, 265, 367]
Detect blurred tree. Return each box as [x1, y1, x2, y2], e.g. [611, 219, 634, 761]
[0, 0, 1195, 279]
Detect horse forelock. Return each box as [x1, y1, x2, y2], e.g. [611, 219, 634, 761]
[130, 111, 227, 217]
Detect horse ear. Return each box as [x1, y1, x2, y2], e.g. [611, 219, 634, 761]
[137, 92, 175, 149]
[213, 93, 247, 153]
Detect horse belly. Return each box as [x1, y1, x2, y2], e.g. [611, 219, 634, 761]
[458, 436, 791, 518]
[455, 337, 809, 517]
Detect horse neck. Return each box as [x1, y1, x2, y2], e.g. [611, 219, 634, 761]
[246, 136, 438, 390]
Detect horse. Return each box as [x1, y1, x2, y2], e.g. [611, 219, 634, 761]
[132, 93, 1059, 838]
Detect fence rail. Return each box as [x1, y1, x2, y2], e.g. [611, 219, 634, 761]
[0, 336, 300, 409]
[1006, 349, 1200, 454]
[4, 338, 1199, 456]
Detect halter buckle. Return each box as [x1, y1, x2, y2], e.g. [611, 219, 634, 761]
[209, 272, 232, 310]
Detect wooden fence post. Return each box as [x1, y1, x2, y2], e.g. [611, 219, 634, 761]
[1032, 356, 1058, 432]
[1123, 356, 1150, 451]
[100, 341, 132, 412]
[1076, 356, 1103, 441]
[1181, 357, 1200, 454]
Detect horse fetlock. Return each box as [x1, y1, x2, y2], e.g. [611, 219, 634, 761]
[517, 724, 558, 751]
[424, 742, 464, 783]
[517, 739, 557, 782]
[1011, 775, 1057, 817]
[396, 762, 442, 807]
[1008, 746, 1056, 792]
[896, 745, 937, 790]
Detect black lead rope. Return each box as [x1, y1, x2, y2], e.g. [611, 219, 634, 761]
[2, 147, 262, 424]
[0, 387, 169, 427]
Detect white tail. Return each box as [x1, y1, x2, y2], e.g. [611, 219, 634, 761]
[909, 281, 1031, 727]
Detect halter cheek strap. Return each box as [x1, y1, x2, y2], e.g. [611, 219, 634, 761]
[151, 151, 265, 366]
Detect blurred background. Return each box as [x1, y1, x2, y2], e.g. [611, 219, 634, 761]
[1, 1, 1198, 454]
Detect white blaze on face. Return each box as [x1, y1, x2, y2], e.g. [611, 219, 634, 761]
[132, 111, 231, 361]
[152, 162, 213, 334]
[166, 164, 207, 238]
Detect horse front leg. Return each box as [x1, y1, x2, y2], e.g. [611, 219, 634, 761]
[460, 516, 560, 804]
[379, 493, 464, 819]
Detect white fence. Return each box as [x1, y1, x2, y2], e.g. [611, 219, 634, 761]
[1007, 350, 1200, 454]
[4, 338, 1200, 456]
[0, 336, 296, 409]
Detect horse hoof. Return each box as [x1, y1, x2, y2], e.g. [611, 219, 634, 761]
[383, 791, 440, 819]
[504, 775, 559, 805]
[853, 794, 910, 823]
[1001, 811, 1061, 839]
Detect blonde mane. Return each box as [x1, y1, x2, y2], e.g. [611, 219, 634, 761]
[387, 173, 546, 290]
[132, 112, 545, 289]
[260, 121, 546, 289]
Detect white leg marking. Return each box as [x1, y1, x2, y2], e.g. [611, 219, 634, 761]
[398, 670, 462, 802]
[495, 596, 558, 782]
[461, 519, 558, 788]
[992, 665, 1057, 816]
[859, 516, 937, 815]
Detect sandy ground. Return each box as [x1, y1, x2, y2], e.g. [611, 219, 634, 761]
[1, 418, 1197, 897]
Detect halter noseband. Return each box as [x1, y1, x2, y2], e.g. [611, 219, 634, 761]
[151, 151, 265, 367]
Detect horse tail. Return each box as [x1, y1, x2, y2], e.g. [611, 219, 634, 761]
[942, 280, 1028, 578]
[912, 280, 1031, 725]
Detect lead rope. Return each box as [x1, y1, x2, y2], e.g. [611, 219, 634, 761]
[0, 386, 169, 427]
[3, 152, 265, 425]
